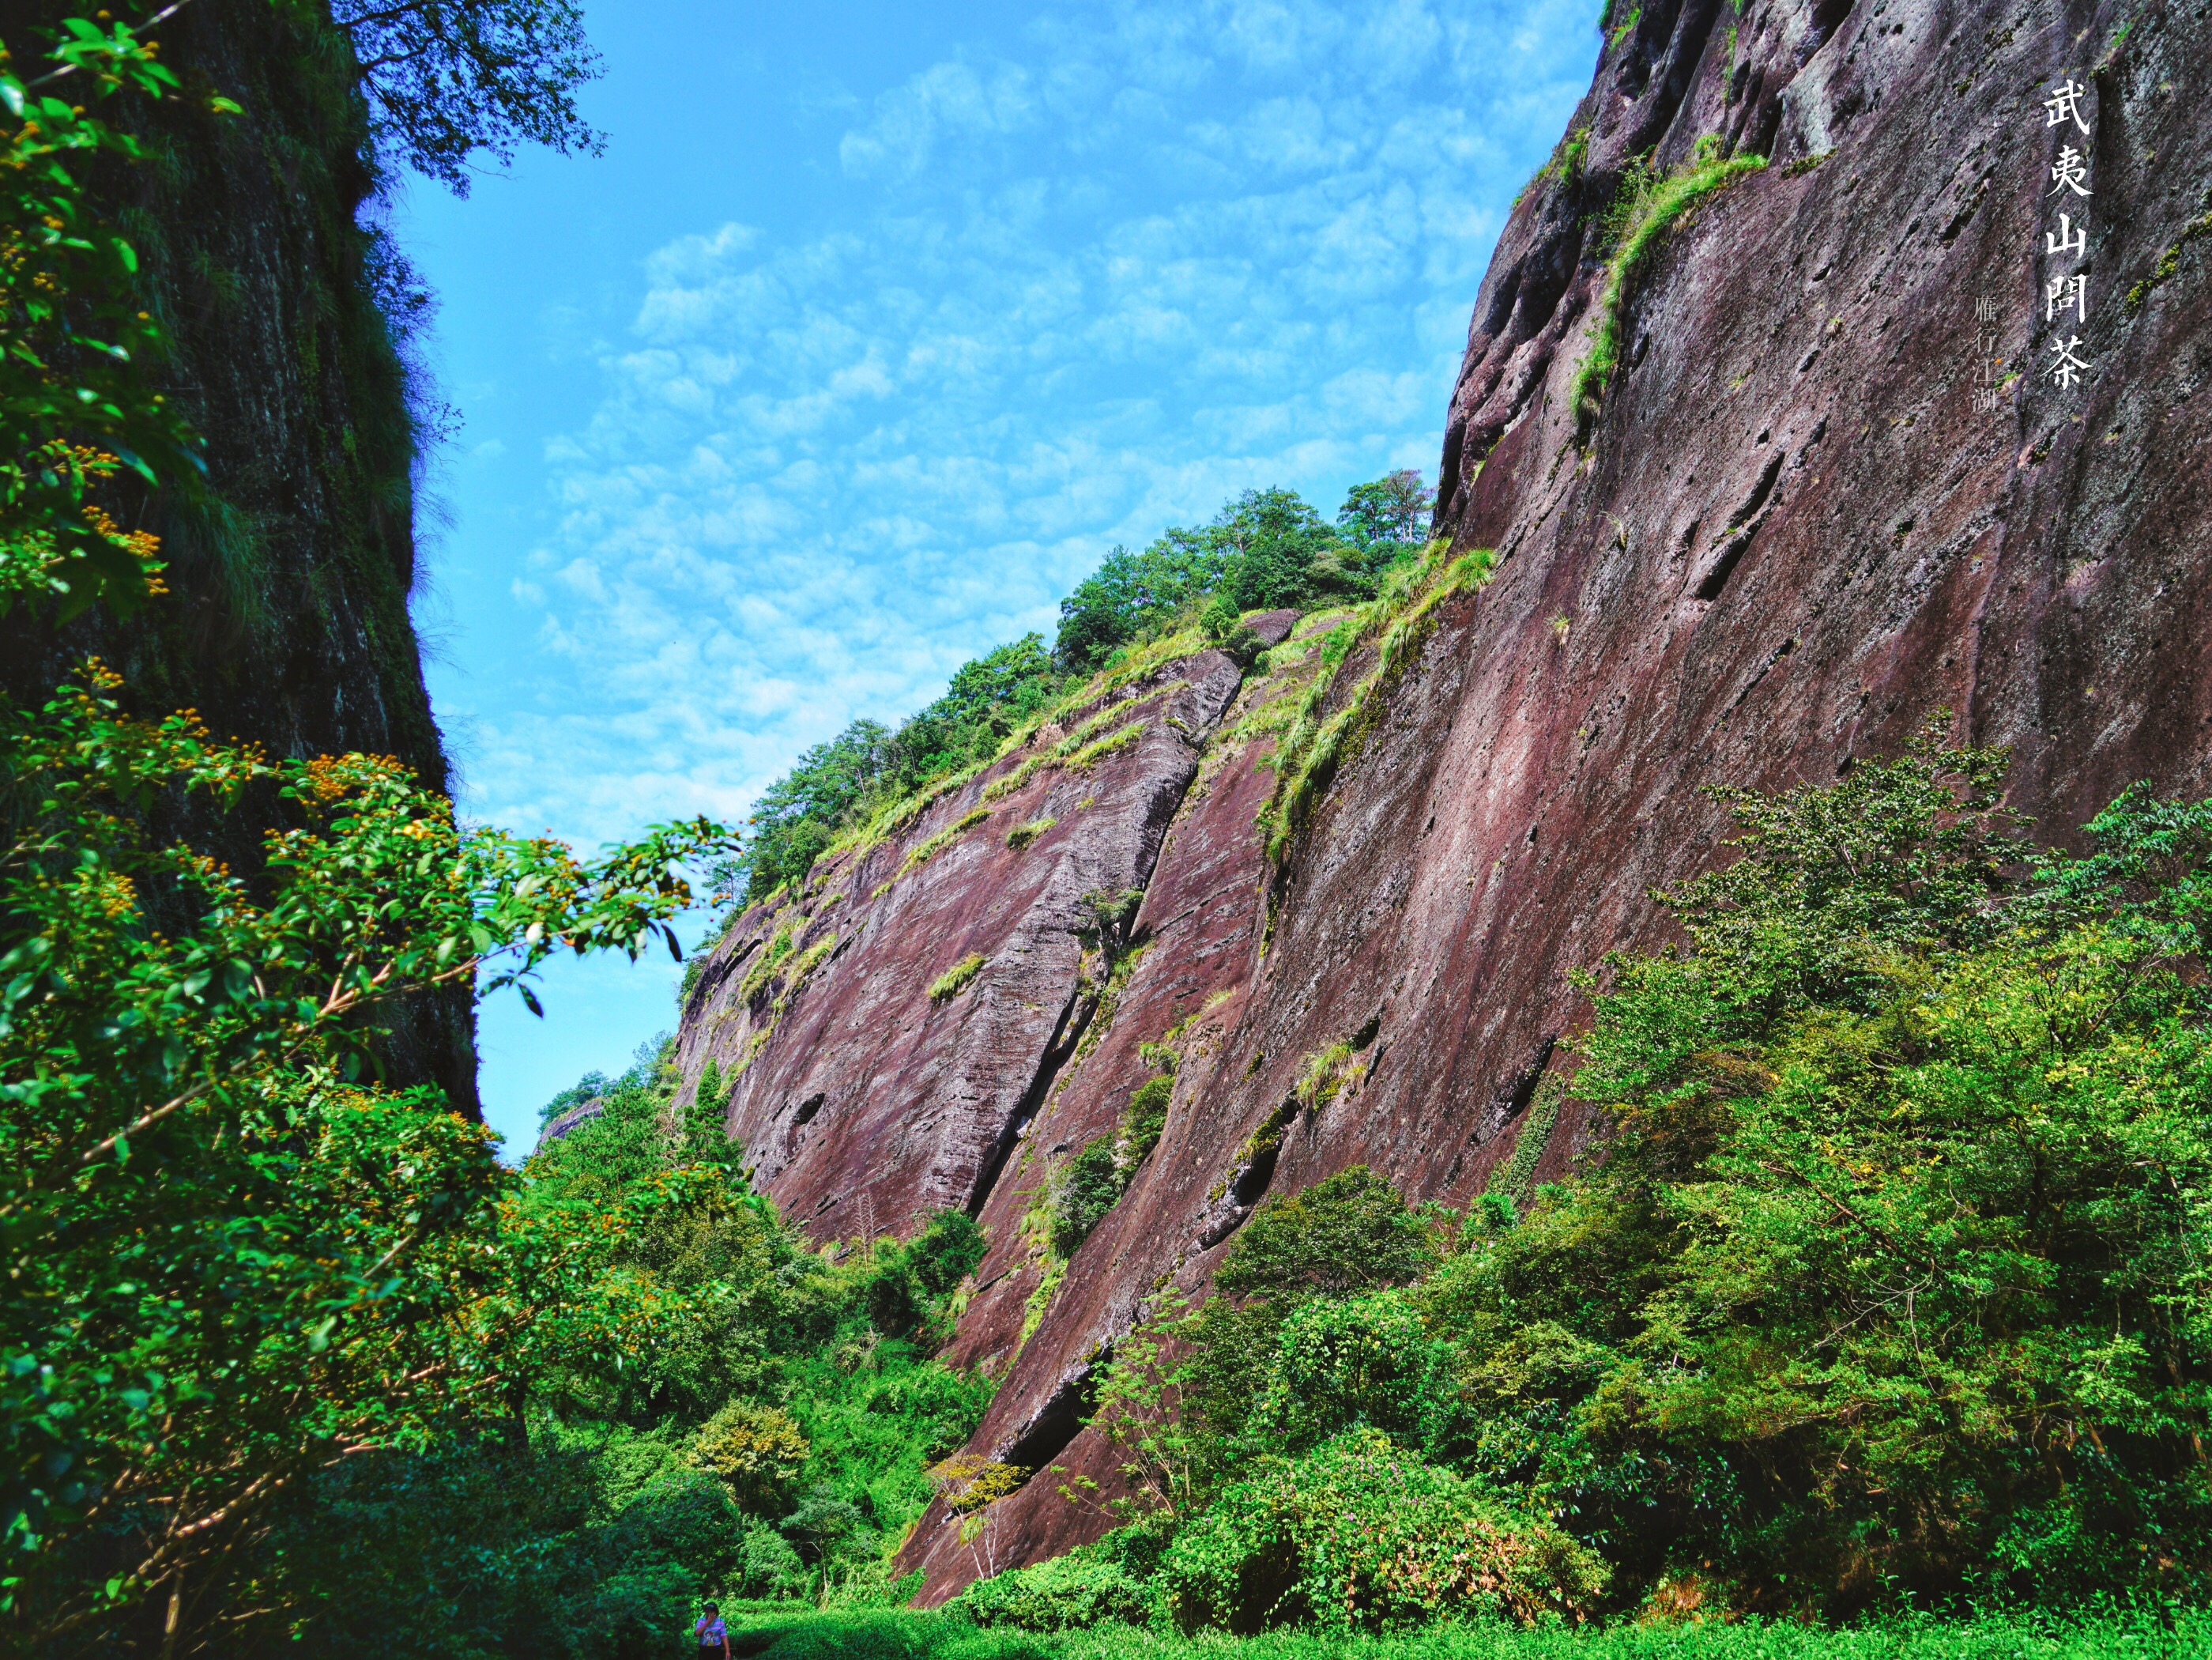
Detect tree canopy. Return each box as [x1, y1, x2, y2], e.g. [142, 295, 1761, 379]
[725, 473, 1439, 907]
[330, 0, 605, 192]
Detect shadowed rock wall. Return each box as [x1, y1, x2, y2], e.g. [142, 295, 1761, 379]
[0, 0, 477, 1110]
[678, 0, 2212, 1600]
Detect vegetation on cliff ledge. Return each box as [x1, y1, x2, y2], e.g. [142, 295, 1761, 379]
[725, 471, 1438, 907]
[1573, 141, 1769, 434]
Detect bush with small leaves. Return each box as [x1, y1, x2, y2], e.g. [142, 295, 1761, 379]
[1216, 1166, 1435, 1302]
[959, 1548, 1153, 1630]
[691, 1400, 810, 1512]
[1159, 1428, 1607, 1633]
[1048, 1139, 1125, 1257]
[1121, 1076, 1173, 1168]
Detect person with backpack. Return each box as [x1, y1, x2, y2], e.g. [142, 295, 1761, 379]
[694, 1602, 730, 1658]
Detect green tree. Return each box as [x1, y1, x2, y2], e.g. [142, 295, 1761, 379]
[0, 659, 733, 1647]
[0, 15, 208, 618]
[1210, 486, 1343, 611]
[1336, 468, 1434, 553]
[891, 633, 1062, 787]
[330, 0, 605, 193]
[723, 636, 1065, 905]
[0, 17, 730, 1647]
[726, 719, 896, 901]
[1420, 733, 2212, 1612]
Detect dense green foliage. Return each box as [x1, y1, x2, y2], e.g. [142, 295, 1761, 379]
[261, 1062, 993, 1657]
[0, 17, 208, 617]
[1433, 735, 2212, 1614]
[726, 474, 1435, 905]
[585, 1602, 2212, 1660]
[993, 736, 2212, 1635]
[1053, 477, 1433, 674]
[9, 5, 2210, 1654]
[0, 660, 728, 1647]
[0, 9, 776, 1651]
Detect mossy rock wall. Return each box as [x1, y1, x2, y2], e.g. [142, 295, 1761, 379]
[0, 0, 475, 1111]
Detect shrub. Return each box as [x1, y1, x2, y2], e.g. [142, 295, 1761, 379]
[612, 1467, 748, 1586]
[906, 1209, 988, 1297]
[1416, 733, 2212, 1611]
[860, 1364, 994, 1463]
[1121, 1076, 1173, 1167]
[927, 1454, 1027, 1513]
[1199, 591, 1242, 644]
[1247, 1290, 1438, 1453]
[858, 1210, 989, 1336]
[929, 953, 987, 1002]
[565, 1556, 701, 1660]
[732, 1517, 809, 1599]
[690, 1400, 809, 1511]
[1216, 1166, 1434, 1301]
[960, 1548, 1153, 1630]
[1158, 1429, 1607, 1632]
[1221, 624, 1264, 666]
[1048, 1139, 1125, 1257]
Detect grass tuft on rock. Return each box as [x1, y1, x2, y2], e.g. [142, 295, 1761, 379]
[928, 953, 987, 1002]
[1572, 144, 1768, 435]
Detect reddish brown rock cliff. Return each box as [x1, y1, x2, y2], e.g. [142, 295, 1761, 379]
[678, 0, 2212, 1601]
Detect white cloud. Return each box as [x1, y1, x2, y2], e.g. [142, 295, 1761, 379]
[839, 58, 1039, 179]
[457, 0, 1595, 851]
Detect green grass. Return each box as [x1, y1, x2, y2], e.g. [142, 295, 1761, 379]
[841, 634, 1206, 854]
[929, 953, 988, 1002]
[1571, 149, 1768, 435]
[1068, 721, 1147, 769]
[722, 1605, 2211, 1660]
[740, 919, 802, 1003]
[899, 807, 993, 877]
[1513, 124, 1592, 206]
[1263, 544, 1497, 864]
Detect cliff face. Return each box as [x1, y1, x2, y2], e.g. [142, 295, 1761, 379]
[673, 0, 2212, 1599]
[0, 0, 475, 1109]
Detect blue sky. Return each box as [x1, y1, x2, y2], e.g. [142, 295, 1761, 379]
[398, 0, 1599, 1158]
